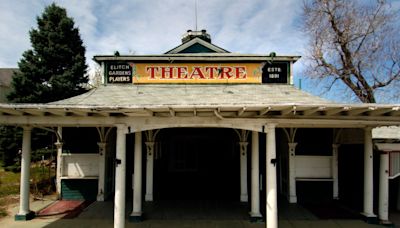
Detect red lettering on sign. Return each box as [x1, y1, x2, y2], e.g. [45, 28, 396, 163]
[145, 65, 249, 81]
[146, 67, 159, 79]
[205, 66, 218, 79]
[161, 67, 174, 79]
[235, 67, 246, 79]
[190, 67, 206, 79]
[176, 67, 188, 79]
[219, 67, 233, 79]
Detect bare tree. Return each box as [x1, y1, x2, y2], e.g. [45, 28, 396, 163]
[86, 64, 103, 89]
[302, 0, 400, 103]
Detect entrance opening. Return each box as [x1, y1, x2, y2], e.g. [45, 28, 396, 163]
[155, 128, 239, 200]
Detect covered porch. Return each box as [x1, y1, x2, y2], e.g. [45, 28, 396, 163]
[1, 84, 400, 228]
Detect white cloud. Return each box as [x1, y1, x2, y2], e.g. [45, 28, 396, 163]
[0, 0, 306, 75]
[0, 1, 45, 67]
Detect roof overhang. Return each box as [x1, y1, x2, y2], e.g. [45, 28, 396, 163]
[1, 103, 399, 129]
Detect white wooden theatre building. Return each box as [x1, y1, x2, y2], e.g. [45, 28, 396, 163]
[1, 30, 400, 228]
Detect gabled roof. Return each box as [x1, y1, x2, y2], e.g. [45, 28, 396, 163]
[165, 37, 230, 54]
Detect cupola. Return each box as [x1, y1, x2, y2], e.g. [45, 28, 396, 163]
[181, 29, 211, 43]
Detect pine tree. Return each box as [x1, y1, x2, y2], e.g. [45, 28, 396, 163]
[1, 3, 88, 168]
[0, 126, 21, 168]
[7, 3, 88, 103]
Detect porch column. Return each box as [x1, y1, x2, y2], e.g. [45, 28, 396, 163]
[97, 142, 107, 201]
[266, 124, 278, 228]
[55, 127, 63, 198]
[250, 131, 262, 220]
[145, 141, 155, 202]
[332, 144, 340, 199]
[362, 127, 376, 219]
[15, 126, 34, 221]
[114, 125, 127, 228]
[378, 151, 389, 223]
[130, 131, 143, 221]
[288, 143, 297, 203]
[240, 141, 249, 202]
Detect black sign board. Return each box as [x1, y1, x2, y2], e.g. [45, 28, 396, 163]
[262, 62, 288, 84]
[106, 62, 132, 83]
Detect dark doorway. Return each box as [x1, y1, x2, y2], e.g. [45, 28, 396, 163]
[154, 128, 239, 200]
[338, 144, 364, 211]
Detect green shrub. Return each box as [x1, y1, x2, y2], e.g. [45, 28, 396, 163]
[32, 147, 55, 163]
[4, 164, 20, 173]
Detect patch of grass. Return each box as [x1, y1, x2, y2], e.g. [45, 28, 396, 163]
[0, 167, 20, 197]
[30, 165, 56, 197]
[0, 163, 56, 218]
[0, 209, 7, 217]
[0, 168, 19, 218]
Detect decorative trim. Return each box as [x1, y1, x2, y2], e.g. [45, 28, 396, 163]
[165, 37, 229, 54]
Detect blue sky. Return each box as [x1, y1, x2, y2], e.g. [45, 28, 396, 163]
[0, 0, 399, 102]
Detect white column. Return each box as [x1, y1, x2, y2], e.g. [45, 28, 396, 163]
[131, 131, 143, 219]
[266, 124, 278, 228]
[55, 127, 63, 198]
[114, 125, 127, 228]
[362, 127, 375, 217]
[288, 143, 297, 203]
[332, 144, 339, 200]
[240, 141, 248, 202]
[378, 151, 389, 222]
[97, 142, 107, 201]
[16, 126, 33, 219]
[145, 141, 155, 202]
[250, 131, 261, 218]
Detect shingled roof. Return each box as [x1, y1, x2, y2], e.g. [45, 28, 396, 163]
[50, 84, 332, 107]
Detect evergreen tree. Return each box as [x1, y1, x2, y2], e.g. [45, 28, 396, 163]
[0, 126, 21, 168]
[1, 3, 88, 168]
[8, 3, 88, 103]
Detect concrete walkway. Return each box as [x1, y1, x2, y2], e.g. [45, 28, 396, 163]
[0, 199, 396, 228]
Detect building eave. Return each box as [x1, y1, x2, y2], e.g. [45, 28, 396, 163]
[1, 103, 399, 128]
[93, 54, 301, 64]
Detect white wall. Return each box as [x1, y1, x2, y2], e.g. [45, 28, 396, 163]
[62, 154, 99, 178]
[295, 156, 332, 179]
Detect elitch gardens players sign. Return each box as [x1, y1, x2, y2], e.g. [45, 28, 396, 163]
[105, 61, 289, 84]
[106, 62, 133, 83]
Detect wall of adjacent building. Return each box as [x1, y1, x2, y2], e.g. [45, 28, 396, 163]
[0, 68, 17, 103]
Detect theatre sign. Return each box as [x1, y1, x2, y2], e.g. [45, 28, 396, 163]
[106, 62, 270, 84]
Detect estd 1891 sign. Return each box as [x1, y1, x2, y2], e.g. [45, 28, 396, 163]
[106, 62, 133, 83]
[262, 62, 288, 84]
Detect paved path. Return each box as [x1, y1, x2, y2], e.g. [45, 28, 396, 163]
[0, 199, 397, 228]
